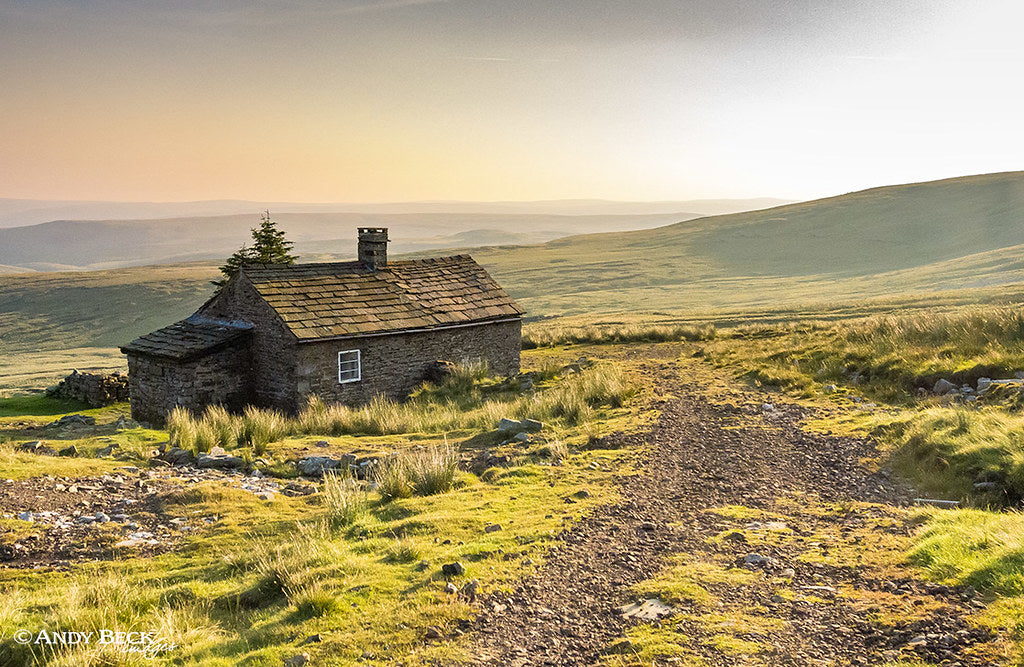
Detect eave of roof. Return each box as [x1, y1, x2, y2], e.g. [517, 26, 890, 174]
[120, 316, 253, 361]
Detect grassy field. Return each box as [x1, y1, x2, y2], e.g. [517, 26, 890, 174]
[0, 350, 658, 666]
[4, 171, 1024, 369]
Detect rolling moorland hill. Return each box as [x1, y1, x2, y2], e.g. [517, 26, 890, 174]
[0, 197, 791, 229]
[0, 211, 695, 273]
[3, 171, 1024, 363]
[468, 170, 1024, 314]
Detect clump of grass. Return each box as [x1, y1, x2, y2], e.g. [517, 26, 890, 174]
[372, 455, 414, 502]
[523, 322, 716, 348]
[240, 405, 287, 456]
[406, 442, 459, 496]
[384, 535, 422, 563]
[167, 406, 198, 451]
[203, 405, 242, 450]
[292, 583, 342, 619]
[322, 471, 371, 527]
[371, 443, 460, 502]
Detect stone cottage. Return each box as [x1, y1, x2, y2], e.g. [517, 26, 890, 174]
[120, 228, 523, 424]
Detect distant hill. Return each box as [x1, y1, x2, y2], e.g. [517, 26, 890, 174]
[0, 197, 791, 229]
[465, 171, 1024, 314]
[3, 172, 1024, 361]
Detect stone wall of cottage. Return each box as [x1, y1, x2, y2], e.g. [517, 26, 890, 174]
[198, 275, 299, 410]
[295, 319, 521, 407]
[126, 343, 253, 425]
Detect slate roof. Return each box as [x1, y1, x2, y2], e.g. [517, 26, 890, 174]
[120, 316, 253, 360]
[241, 255, 522, 341]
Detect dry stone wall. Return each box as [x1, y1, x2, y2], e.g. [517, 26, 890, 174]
[47, 371, 129, 407]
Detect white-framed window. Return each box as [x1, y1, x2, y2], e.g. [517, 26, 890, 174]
[338, 350, 361, 383]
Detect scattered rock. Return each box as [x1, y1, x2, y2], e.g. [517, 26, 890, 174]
[933, 379, 956, 395]
[197, 451, 246, 470]
[498, 417, 544, 433]
[46, 414, 97, 428]
[442, 562, 466, 577]
[159, 448, 195, 466]
[297, 456, 342, 477]
[283, 653, 310, 667]
[619, 598, 676, 621]
[484, 523, 503, 533]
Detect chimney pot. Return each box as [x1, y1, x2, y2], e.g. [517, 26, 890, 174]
[358, 227, 389, 270]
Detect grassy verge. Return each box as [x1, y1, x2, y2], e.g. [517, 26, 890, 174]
[0, 347, 657, 666]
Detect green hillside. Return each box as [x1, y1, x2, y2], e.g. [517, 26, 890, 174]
[468, 171, 1024, 314]
[3, 171, 1024, 369]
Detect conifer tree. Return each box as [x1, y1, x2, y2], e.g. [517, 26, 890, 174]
[214, 211, 296, 286]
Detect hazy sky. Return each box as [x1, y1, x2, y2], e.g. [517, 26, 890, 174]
[1, 0, 1022, 202]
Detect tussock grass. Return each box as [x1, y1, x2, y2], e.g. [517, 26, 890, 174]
[167, 362, 635, 447]
[371, 444, 459, 502]
[322, 471, 372, 527]
[882, 407, 1024, 502]
[912, 509, 1024, 598]
[711, 307, 1024, 402]
[524, 322, 716, 349]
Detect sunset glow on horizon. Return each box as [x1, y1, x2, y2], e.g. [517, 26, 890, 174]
[2, 0, 1023, 203]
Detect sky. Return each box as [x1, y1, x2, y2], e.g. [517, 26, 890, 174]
[1, 0, 1023, 203]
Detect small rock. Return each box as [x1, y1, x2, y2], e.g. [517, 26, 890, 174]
[823, 384, 837, 393]
[484, 523, 502, 533]
[742, 553, 772, 566]
[762, 403, 775, 412]
[284, 653, 310, 667]
[17, 511, 33, 522]
[424, 626, 444, 640]
[463, 579, 480, 599]
[159, 448, 195, 466]
[977, 377, 993, 392]
[780, 568, 796, 578]
[296, 456, 341, 477]
[445, 582, 459, 595]
[94, 512, 111, 523]
[256, 491, 276, 501]
[58, 445, 79, 457]
[933, 379, 956, 395]
[442, 562, 466, 577]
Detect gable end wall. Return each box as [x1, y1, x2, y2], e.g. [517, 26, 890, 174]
[197, 275, 300, 410]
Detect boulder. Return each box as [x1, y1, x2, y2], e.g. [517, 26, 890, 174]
[297, 456, 342, 477]
[497, 418, 523, 433]
[197, 452, 246, 470]
[933, 379, 956, 394]
[441, 561, 466, 577]
[159, 448, 195, 466]
[497, 417, 544, 433]
[58, 445, 78, 457]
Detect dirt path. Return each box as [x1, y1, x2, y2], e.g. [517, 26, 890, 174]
[466, 364, 1004, 666]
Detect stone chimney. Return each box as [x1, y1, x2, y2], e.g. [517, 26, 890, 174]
[358, 227, 389, 270]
